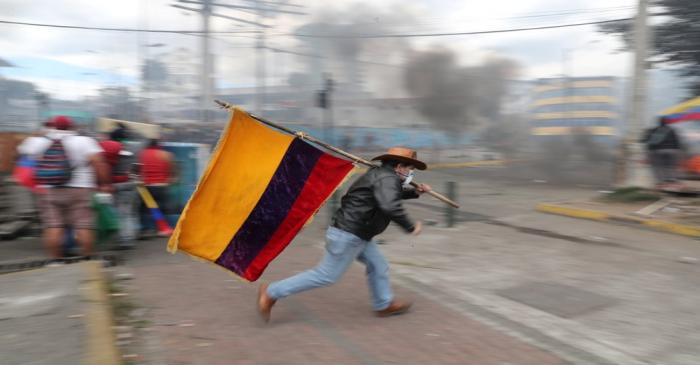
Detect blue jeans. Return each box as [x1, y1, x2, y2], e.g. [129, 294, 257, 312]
[267, 226, 394, 311]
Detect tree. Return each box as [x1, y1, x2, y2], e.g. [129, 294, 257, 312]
[600, 0, 700, 94]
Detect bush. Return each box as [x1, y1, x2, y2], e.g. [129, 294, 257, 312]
[601, 187, 660, 203]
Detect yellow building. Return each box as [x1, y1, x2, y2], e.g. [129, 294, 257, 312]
[530, 77, 620, 139]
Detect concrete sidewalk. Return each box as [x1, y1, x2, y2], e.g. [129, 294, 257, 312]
[0, 261, 120, 365]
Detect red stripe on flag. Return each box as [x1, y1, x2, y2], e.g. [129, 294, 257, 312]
[242, 153, 354, 281]
[668, 112, 700, 124]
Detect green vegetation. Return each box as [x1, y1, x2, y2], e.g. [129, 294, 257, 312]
[600, 187, 660, 203]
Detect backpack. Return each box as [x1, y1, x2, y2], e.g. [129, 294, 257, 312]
[35, 138, 73, 186]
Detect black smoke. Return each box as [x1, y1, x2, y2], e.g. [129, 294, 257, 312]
[403, 48, 518, 134]
[293, 3, 518, 134]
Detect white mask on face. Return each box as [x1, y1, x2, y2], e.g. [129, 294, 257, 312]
[400, 170, 415, 187]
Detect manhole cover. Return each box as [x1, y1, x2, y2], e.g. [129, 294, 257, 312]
[497, 282, 616, 318]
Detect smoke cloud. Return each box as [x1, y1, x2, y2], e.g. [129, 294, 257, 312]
[294, 2, 519, 134]
[293, 3, 415, 90]
[403, 48, 518, 134]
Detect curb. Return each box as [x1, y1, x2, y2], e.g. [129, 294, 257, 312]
[537, 203, 700, 238]
[0, 253, 120, 275]
[82, 261, 122, 365]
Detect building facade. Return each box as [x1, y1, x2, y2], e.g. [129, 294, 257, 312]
[530, 76, 621, 141]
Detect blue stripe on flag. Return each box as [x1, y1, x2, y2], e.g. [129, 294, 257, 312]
[150, 208, 165, 221]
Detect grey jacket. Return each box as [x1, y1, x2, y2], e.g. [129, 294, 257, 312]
[331, 164, 419, 241]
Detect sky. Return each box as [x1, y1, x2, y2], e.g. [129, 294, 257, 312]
[0, 0, 645, 101]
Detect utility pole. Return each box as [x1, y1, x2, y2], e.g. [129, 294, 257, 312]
[318, 74, 334, 144]
[562, 48, 573, 130]
[620, 0, 652, 187]
[200, 0, 212, 124]
[173, 0, 304, 119]
[139, 0, 153, 121]
[248, 0, 305, 114]
[254, 0, 266, 114]
[34, 92, 49, 127]
[173, 0, 304, 120]
[318, 74, 336, 220]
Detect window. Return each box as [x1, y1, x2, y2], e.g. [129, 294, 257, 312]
[534, 103, 614, 113]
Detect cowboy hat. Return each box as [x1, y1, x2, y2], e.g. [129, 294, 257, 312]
[371, 147, 427, 170]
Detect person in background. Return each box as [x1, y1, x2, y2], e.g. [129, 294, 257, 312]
[16, 116, 111, 259]
[100, 127, 138, 248]
[138, 138, 175, 236]
[642, 116, 684, 189]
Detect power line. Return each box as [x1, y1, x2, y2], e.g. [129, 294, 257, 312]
[0, 16, 639, 40]
[288, 18, 633, 39]
[238, 0, 304, 9]
[395, 6, 635, 31]
[319, 5, 635, 31]
[181, 0, 307, 16]
[0, 19, 261, 34]
[501, 5, 634, 19]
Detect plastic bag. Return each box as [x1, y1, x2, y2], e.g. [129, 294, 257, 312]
[93, 193, 120, 245]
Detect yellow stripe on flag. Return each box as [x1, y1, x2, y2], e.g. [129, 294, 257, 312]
[660, 96, 700, 115]
[168, 109, 294, 261]
[136, 185, 158, 208]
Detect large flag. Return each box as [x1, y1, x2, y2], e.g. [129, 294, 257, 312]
[167, 108, 355, 281]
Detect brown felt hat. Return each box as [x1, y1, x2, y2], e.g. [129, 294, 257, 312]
[371, 147, 427, 170]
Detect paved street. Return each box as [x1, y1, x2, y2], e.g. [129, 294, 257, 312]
[122, 235, 565, 365]
[390, 169, 700, 364]
[103, 168, 700, 365]
[2, 167, 699, 364]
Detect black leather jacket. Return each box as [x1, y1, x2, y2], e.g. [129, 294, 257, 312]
[331, 164, 419, 241]
[641, 125, 681, 151]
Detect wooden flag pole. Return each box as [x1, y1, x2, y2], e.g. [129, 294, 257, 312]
[214, 100, 460, 208]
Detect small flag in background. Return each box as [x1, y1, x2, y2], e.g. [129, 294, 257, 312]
[12, 156, 37, 191]
[167, 108, 355, 281]
[136, 185, 173, 236]
[661, 96, 700, 124]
